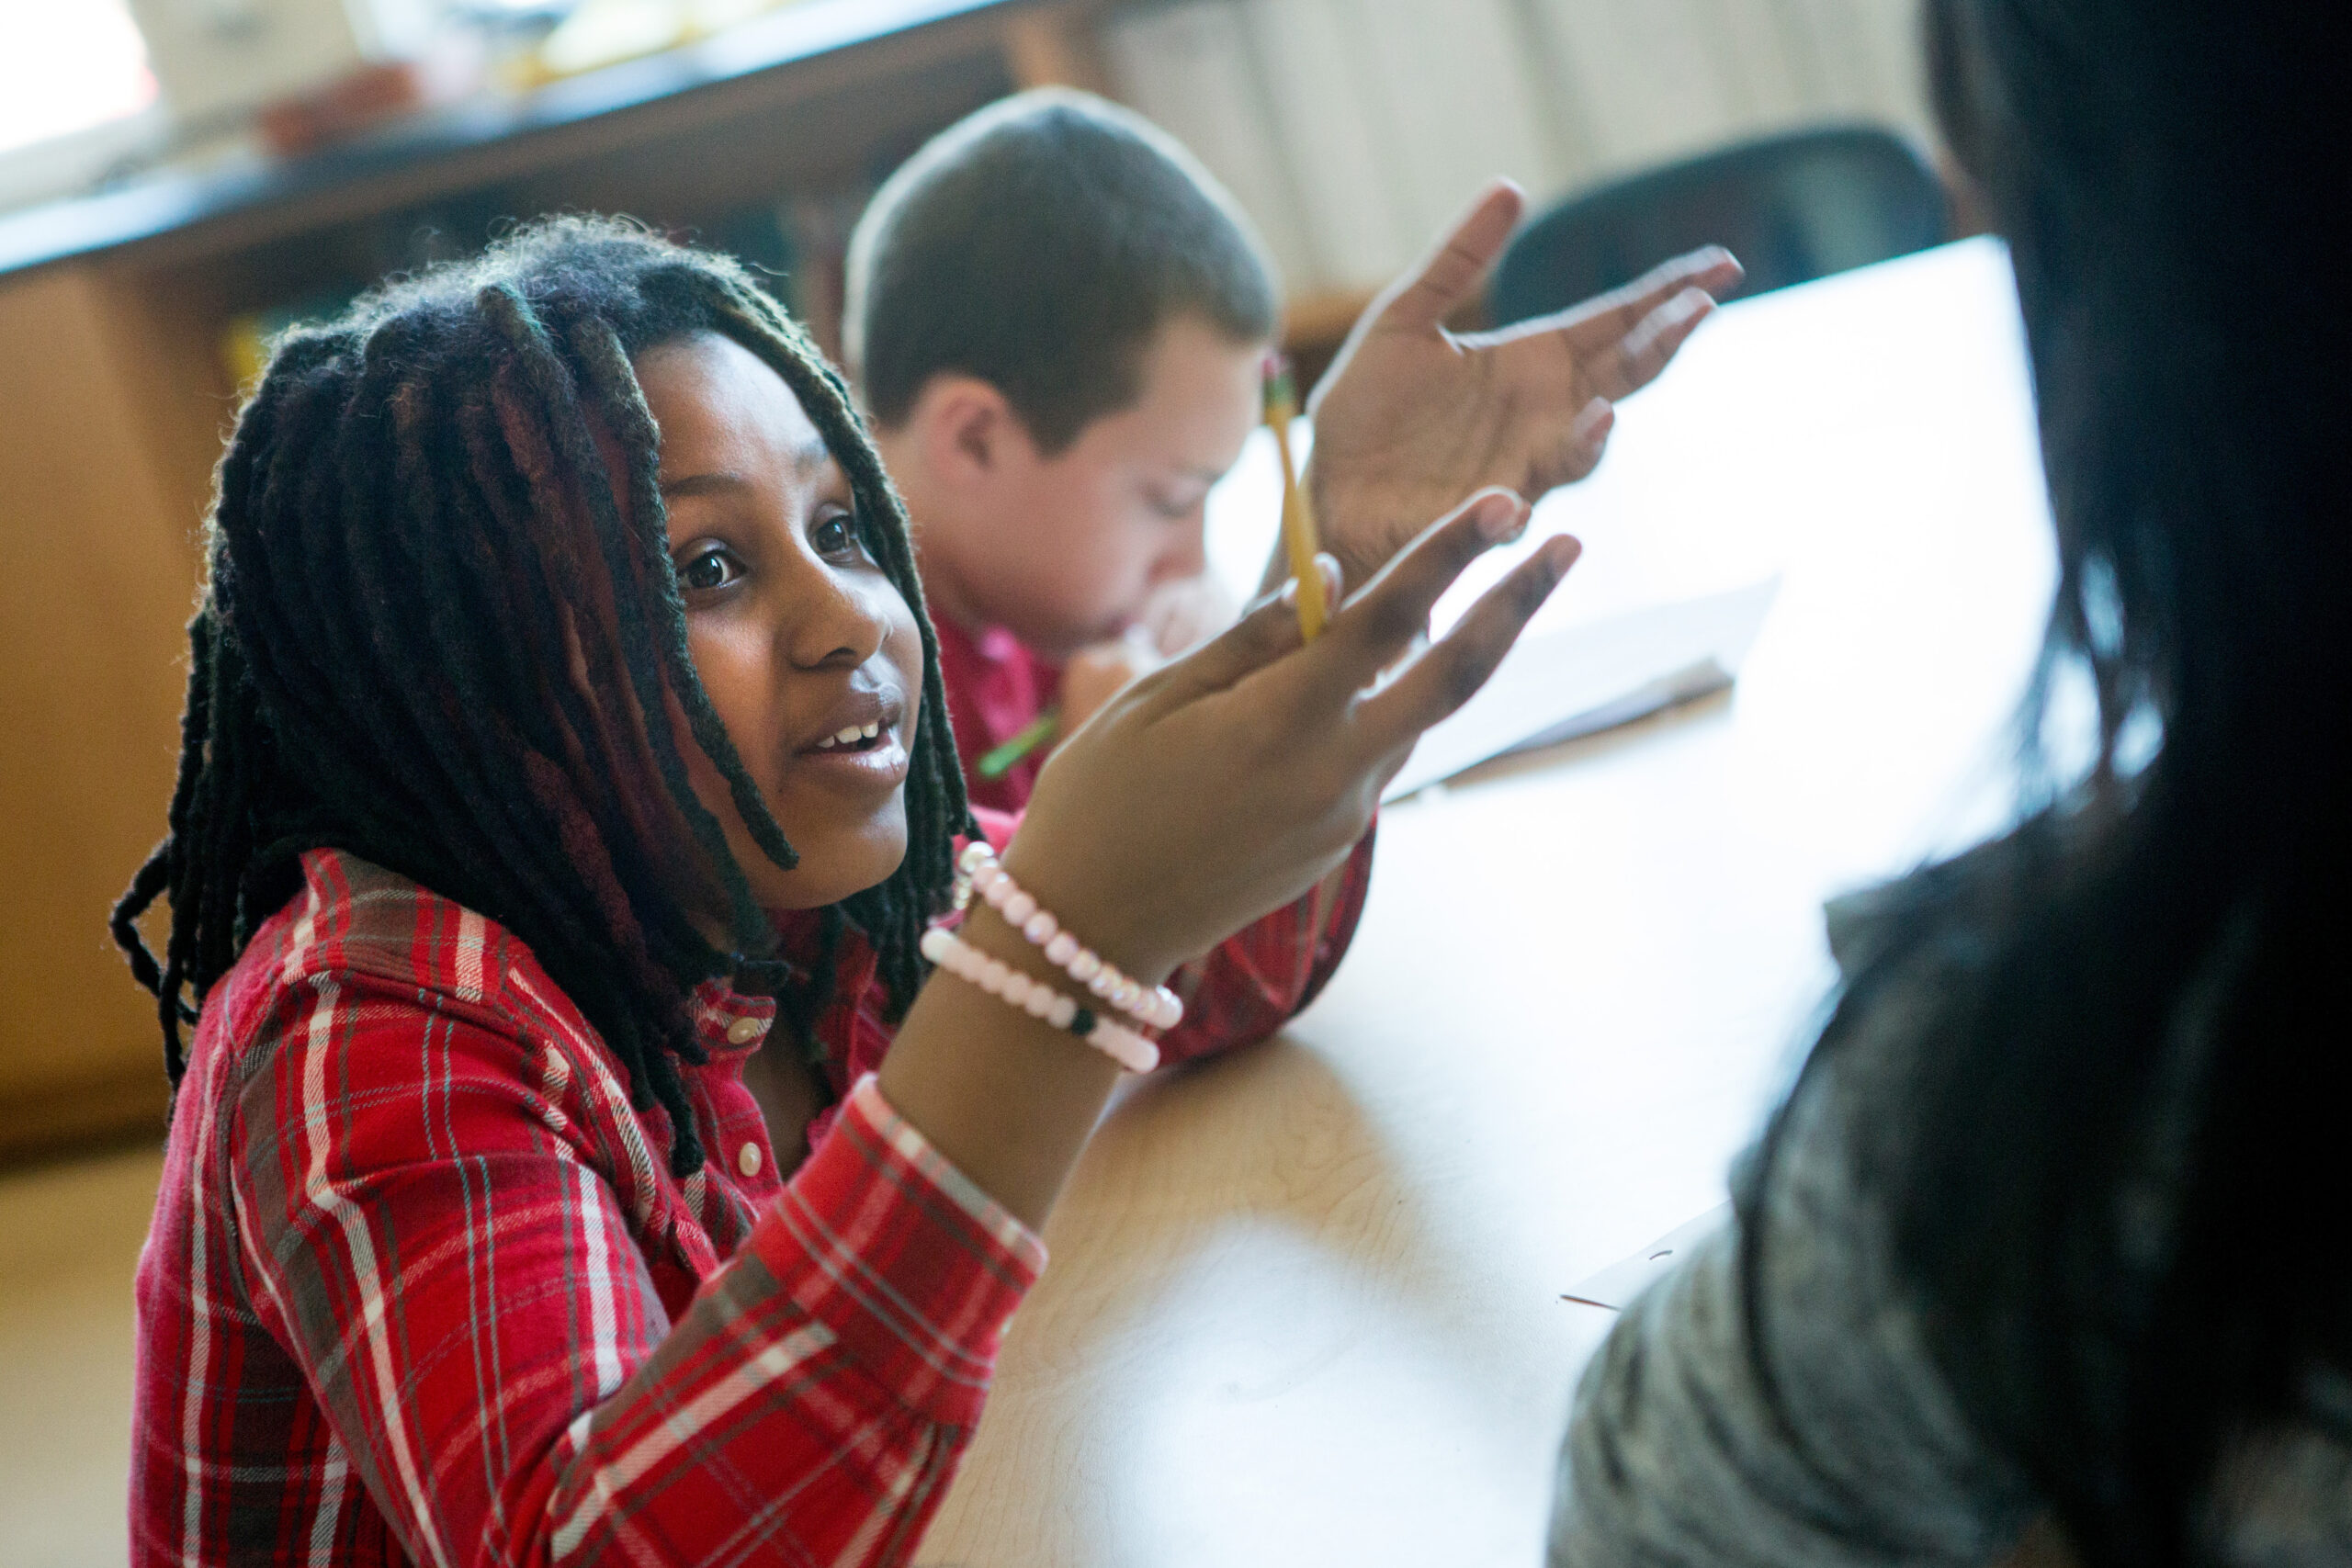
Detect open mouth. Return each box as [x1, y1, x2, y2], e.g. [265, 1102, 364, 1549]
[809, 721, 888, 755]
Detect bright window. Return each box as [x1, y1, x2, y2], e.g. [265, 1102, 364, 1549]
[0, 0, 158, 157]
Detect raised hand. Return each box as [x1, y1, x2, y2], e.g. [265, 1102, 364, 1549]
[1304, 181, 1742, 590]
[880, 488, 1572, 1224]
[1014, 487, 1576, 981]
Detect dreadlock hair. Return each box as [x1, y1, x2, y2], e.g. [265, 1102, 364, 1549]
[112, 216, 974, 1177]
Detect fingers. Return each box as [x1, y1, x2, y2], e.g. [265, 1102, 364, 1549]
[1600, 287, 1718, 400]
[1558, 246, 1743, 350]
[1374, 180, 1527, 334]
[1562, 395, 1616, 479]
[1481, 245, 1741, 394]
[1143, 555, 1338, 708]
[1356, 533, 1582, 758]
[1298, 488, 1530, 703]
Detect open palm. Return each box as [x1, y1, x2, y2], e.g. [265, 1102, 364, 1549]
[1305, 181, 1743, 590]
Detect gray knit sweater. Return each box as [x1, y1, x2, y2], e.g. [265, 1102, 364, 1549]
[1547, 976, 2352, 1568]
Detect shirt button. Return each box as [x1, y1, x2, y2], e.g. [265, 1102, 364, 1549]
[725, 1016, 765, 1046]
[738, 1142, 764, 1179]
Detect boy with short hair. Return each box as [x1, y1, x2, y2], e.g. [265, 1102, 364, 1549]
[846, 87, 1739, 811]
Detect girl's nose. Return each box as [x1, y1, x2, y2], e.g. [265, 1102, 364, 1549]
[785, 563, 889, 671]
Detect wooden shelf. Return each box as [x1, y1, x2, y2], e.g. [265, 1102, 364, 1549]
[0, 0, 1069, 282]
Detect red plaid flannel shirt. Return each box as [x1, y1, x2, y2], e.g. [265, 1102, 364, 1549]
[134, 820, 1370, 1565]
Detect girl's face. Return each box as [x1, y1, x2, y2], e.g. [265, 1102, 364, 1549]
[634, 331, 925, 919]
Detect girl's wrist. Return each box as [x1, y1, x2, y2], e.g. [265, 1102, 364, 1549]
[878, 900, 1129, 1233]
[989, 842, 1179, 988]
[957, 843, 1184, 1028]
[956, 901, 1073, 991]
[921, 922, 1159, 1073]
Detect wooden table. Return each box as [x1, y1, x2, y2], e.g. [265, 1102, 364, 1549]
[920, 238, 2057, 1566]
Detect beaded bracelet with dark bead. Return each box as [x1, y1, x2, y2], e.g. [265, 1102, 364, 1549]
[917, 925, 1159, 1072]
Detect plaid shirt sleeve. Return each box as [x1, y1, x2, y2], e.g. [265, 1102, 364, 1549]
[223, 964, 1041, 1568]
[966, 809, 1376, 1069]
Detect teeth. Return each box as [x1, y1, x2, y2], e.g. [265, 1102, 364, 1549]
[817, 722, 885, 750]
[815, 719, 888, 751]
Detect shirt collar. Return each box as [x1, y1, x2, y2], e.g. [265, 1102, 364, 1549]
[684, 979, 777, 1055]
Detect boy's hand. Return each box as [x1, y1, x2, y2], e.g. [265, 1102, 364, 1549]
[1059, 579, 1240, 733]
[1060, 637, 1155, 733]
[1304, 181, 1743, 590]
[1136, 573, 1238, 660]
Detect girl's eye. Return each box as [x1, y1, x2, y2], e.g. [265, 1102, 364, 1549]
[811, 508, 861, 560]
[679, 545, 744, 592]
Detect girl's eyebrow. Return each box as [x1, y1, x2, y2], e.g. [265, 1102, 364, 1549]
[659, 439, 831, 499]
[660, 470, 749, 500]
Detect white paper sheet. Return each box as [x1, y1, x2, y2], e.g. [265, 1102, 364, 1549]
[1203, 430, 1782, 805]
[1381, 576, 1780, 800]
[1559, 1203, 1731, 1312]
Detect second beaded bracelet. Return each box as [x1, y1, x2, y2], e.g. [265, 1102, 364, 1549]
[919, 926, 1161, 1074]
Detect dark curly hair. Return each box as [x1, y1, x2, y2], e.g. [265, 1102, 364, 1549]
[111, 216, 973, 1176]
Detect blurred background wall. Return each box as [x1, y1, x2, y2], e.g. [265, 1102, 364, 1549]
[1104, 0, 1927, 299]
[0, 0, 1938, 1168]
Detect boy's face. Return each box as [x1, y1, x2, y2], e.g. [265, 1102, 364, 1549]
[633, 332, 927, 919]
[916, 316, 1270, 660]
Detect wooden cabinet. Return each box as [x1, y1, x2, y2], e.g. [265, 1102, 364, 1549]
[0, 264, 220, 1158]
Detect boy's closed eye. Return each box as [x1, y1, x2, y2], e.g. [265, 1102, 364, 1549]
[1143, 477, 1214, 522]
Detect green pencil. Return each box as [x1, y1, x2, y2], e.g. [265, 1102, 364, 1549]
[975, 708, 1059, 779]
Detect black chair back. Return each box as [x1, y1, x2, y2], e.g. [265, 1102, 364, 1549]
[1488, 125, 1947, 326]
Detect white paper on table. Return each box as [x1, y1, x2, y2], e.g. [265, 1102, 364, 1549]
[1560, 1203, 1731, 1312]
[1382, 576, 1781, 802]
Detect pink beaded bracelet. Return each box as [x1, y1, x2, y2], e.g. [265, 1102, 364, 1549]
[918, 926, 1160, 1073]
[953, 842, 1184, 1032]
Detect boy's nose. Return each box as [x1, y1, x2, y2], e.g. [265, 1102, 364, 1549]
[1156, 524, 1208, 584]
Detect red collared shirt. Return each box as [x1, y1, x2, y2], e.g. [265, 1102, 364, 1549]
[931, 613, 1058, 816]
[134, 820, 1369, 1564]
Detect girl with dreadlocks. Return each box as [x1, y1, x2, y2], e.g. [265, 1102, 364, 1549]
[115, 216, 1574, 1566]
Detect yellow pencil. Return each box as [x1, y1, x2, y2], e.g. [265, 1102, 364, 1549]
[1263, 361, 1328, 641]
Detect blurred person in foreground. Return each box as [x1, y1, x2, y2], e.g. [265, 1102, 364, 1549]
[1550, 4, 2351, 1566]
